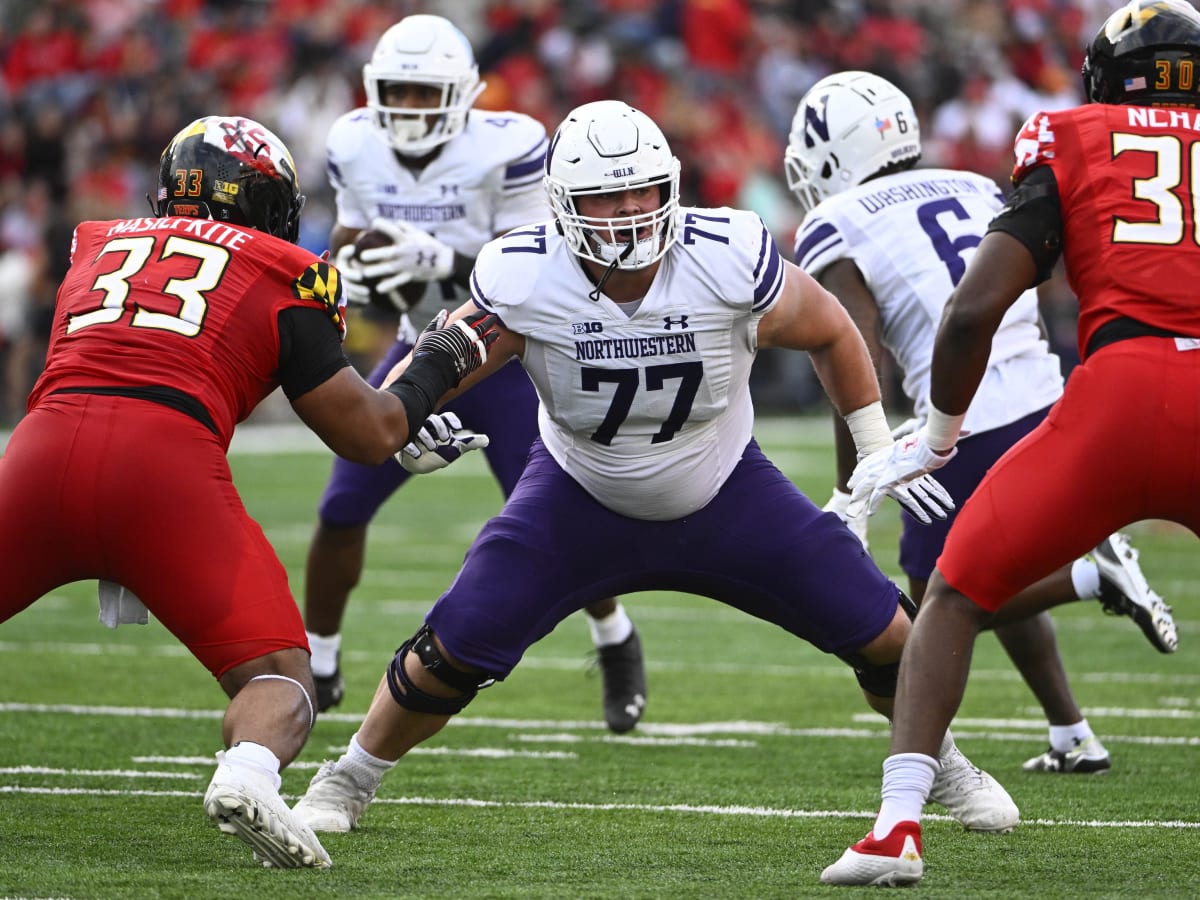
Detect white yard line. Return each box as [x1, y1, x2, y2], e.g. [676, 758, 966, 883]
[0, 783, 1195, 830]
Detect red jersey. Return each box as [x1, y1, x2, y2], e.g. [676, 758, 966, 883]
[29, 216, 345, 446]
[1012, 104, 1200, 358]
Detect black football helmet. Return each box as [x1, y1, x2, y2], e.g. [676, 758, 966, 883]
[1082, 0, 1200, 107]
[155, 116, 305, 243]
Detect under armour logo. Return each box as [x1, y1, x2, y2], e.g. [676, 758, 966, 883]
[417, 251, 436, 266]
[663, 315, 689, 330]
[440, 184, 459, 197]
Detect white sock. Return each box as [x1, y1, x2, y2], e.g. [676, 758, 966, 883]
[1049, 719, 1094, 753]
[874, 752, 938, 839]
[341, 733, 396, 792]
[1071, 558, 1101, 600]
[223, 740, 282, 791]
[587, 603, 633, 647]
[875, 752, 937, 838]
[307, 631, 341, 677]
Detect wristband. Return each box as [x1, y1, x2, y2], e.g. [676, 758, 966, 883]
[384, 351, 459, 434]
[844, 401, 892, 455]
[925, 405, 965, 452]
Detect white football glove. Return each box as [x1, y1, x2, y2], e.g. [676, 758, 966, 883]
[847, 427, 957, 524]
[333, 244, 373, 306]
[359, 217, 455, 291]
[397, 411, 490, 474]
[823, 488, 869, 550]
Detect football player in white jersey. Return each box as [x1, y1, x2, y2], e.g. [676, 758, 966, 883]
[292, 100, 1021, 842]
[788, 72, 1178, 886]
[304, 15, 648, 732]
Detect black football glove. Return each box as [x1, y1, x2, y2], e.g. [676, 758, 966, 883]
[412, 308, 502, 383]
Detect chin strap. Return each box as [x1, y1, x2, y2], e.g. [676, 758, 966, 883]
[587, 235, 637, 302]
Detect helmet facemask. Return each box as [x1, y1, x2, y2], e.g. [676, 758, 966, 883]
[365, 75, 484, 155]
[547, 169, 680, 271]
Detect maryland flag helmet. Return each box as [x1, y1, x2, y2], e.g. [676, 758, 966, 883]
[156, 116, 305, 243]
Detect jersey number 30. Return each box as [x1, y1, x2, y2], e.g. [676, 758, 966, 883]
[1112, 133, 1200, 246]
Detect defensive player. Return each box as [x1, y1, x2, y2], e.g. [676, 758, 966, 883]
[0, 116, 495, 869]
[786, 70, 1176, 782]
[292, 100, 1020, 840]
[825, 0, 1200, 885]
[306, 15, 647, 730]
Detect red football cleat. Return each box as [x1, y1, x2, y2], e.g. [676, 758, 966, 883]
[820, 821, 923, 886]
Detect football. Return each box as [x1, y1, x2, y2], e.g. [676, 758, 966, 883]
[353, 227, 425, 312]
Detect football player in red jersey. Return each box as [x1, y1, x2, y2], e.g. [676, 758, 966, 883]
[0, 116, 497, 869]
[824, 0, 1200, 886]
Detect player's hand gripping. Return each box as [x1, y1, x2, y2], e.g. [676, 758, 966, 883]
[413, 308, 502, 383]
[359, 217, 455, 290]
[847, 427, 957, 524]
[397, 411, 490, 473]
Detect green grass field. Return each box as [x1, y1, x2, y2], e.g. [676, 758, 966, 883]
[0, 416, 1196, 899]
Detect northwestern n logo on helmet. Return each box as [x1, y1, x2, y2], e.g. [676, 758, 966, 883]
[803, 94, 831, 148]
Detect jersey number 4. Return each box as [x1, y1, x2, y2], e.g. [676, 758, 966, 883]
[68, 235, 229, 337]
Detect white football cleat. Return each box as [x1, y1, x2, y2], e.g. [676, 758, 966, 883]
[1023, 734, 1112, 774]
[821, 821, 923, 886]
[293, 760, 376, 833]
[929, 738, 1019, 833]
[204, 754, 331, 868]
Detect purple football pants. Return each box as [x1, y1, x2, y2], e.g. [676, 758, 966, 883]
[898, 406, 1051, 581]
[317, 338, 539, 526]
[426, 438, 901, 678]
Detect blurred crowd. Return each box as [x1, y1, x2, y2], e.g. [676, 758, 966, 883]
[0, 0, 1114, 425]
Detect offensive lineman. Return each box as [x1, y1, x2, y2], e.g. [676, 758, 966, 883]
[291, 100, 1019, 841]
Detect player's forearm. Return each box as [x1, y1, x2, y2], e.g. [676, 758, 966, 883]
[810, 326, 883, 420]
[830, 412, 859, 491]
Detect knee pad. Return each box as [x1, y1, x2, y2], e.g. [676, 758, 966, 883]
[385, 625, 496, 715]
[836, 649, 901, 698]
[897, 587, 918, 621]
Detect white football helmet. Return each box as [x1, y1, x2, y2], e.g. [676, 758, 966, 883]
[784, 71, 921, 214]
[544, 101, 681, 271]
[363, 15, 486, 155]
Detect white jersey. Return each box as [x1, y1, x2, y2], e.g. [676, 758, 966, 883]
[472, 207, 784, 520]
[794, 167, 1063, 434]
[326, 107, 550, 319]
